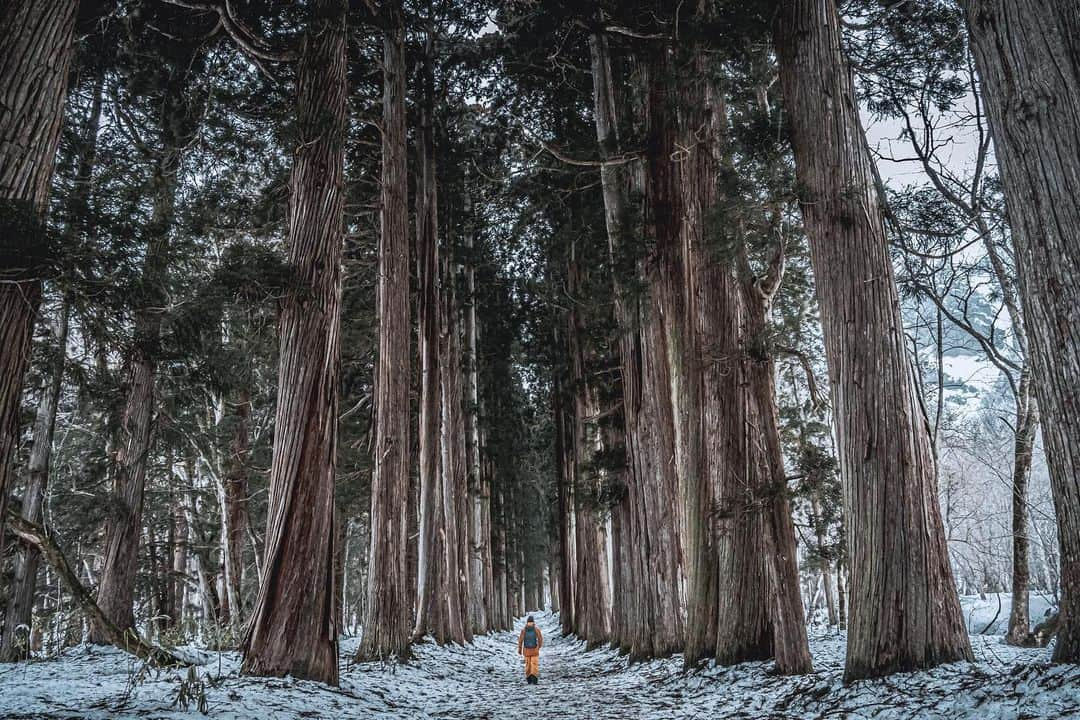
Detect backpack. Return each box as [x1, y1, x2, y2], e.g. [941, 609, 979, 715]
[523, 626, 538, 649]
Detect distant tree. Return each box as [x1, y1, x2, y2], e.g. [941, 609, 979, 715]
[358, 0, 412, 662]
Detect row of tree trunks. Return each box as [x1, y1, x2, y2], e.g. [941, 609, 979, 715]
[775, 0, 972, 681]
[358, 0, 413, 662]
[240, 0, 347, 685]
[410, 27, 481, 647]
[0, 0, 79, 585]
[959, 0, 1080, 663]
[586, 20, 810, 673]
[589, 29, 680, 661]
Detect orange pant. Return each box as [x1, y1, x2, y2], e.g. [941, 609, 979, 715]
[524, 652, 539, 677]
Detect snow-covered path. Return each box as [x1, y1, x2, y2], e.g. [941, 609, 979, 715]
[351, 612, 690, 719]
[1, 611, 1079, 718]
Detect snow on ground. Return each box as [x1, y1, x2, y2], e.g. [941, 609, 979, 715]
[959, 593, 1056, 636]
[1, 611, 1078, 719]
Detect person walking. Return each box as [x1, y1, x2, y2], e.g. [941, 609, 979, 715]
[517, 616, 544, 684]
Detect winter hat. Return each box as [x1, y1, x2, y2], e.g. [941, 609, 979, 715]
[527, 615, 535, 623]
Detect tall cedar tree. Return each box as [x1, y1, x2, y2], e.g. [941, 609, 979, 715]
[959, 0, 1080, 662]
[241, 0, 347, 684]
[358, 0, 413, 662]
[413, 27, 444, 642]
[775, 0, 973, 680]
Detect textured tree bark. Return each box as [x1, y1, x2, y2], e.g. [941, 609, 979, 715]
[2, 59, 99, 659]
[589, 31, 637, 657]
[959, 0, 1080, 662]
[240, 0, 346, 685]
[671, 36, 721, 670]
[0, 0, 78, 578]
[775, 0, 972, 680]
[445, 281, 473, 643]
[742, 281, 814, 674]
[358, 0, 413, 662]
[636, 51, 689, 661]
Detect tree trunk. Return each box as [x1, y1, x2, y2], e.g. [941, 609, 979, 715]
[464, 190, 487, 634]
[959, 0, 1080, 662]
[0, 300, 69, 661]
[445, 278, 473, 643]
[811, 497, 839, 627]
[554, 374, 575, 634]
[775, 0, 972, 680]
[0, 0, 78, 578]
[93, 157, 177, 642]
[358, 0, 412, 662]
[741, 280, 814, 673]
[566, 243, 611, 646]
[590, 28, 684, 662]
[220, 385, 250, 629]
[1007, 366, 1039, 645]
[1, 58, 100, 659]
[170, 488, 188, 631]
[412, 28, 441, 643]
[438, 270, 469, 644]
[589, 31, 637, 657]
[240, 0, 346, 685]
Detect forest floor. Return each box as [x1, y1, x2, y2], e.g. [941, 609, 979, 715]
[0, 606, 1078, 719]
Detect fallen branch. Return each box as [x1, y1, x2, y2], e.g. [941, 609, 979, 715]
[5, 510, 190, 667]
